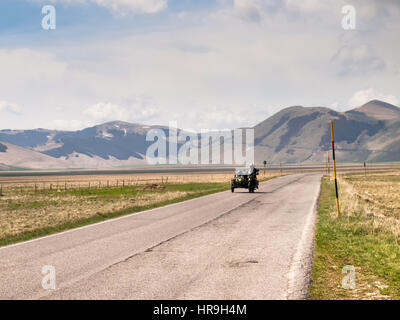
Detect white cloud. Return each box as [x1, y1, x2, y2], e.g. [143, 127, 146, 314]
[47, 119, 94, 131]
[83, 101, 158, 123]
[84, 102, 128, 121]
[348, 89, 399, 108]
[284, 0, 331, 13]
[45, 0, 167, 14]
[0, 101, 21, 115]
[2, 0, 400, 130]
[331, 43, 386, 76]
[232, 0, 263, 22]
[228, 0, 334, 22]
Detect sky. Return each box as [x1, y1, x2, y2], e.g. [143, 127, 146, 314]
[0, 0, 399, 131]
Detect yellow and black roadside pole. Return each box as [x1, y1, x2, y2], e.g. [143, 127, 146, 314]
[327, 151, 331, 180]
[330, 121, 340, 217]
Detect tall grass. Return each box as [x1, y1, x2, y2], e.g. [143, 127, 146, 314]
[310, 175, 400, 300]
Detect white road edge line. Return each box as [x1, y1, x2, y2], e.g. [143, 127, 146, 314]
[285, 175, 322, 300]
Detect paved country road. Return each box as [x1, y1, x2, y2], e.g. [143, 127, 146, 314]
[0, 173, 322, 300]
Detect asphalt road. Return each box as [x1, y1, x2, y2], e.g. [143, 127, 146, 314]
[0, 173, 322, 300]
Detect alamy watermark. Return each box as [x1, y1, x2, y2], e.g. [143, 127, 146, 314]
[42, 5, 56, 30]
[145, 122, 254, 166]
[41, 265, 56, 290]
[342, 5, 356, 30]
[341, 265, 356, 290]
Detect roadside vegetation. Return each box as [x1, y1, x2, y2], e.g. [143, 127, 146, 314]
[0, 182, 231, 247]
[0, 173, 279, 247]
[310, 172, 400, 300]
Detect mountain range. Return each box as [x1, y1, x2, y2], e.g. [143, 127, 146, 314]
[254, 100, 400, 164]
[0, 100, 399, 170]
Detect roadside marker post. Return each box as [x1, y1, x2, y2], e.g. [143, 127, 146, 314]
[330, 121, 340, 217]
[364, 162, 367, 177]
[327, 151, 331, 180]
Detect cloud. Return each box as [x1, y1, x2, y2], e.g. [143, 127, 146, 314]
[232, 0, 263, 22]
[348, 88, 399, 108]
[83, 101, 158, 123]
[0, 101, 21, 115]
[47, 119, 94, 131]
[1, 0, 400, 130]
[229, 0, 335, 22]
[331, 43, 386, 76]
[227, 0, 400, 24]
[83, 102, 128, 121]
[284, 0, 332, 13]
[44, 0, 167, 15]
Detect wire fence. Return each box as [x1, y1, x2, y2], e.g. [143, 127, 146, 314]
[0, 172, 285, 196]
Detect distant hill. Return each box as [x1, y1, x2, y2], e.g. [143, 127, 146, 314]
[0, 100, 399, 169]
[0, 121, 181, 169]
[0, 121, 160, 160]
[254, 100, 400, 164]
[0, 122, 166, 168]
[0, 141, 69, 169]
[351, 100, 400, 120]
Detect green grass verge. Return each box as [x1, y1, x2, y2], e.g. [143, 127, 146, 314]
[309, 178, 400, 300]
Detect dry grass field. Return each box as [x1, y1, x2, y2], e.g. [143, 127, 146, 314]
[311, 171, 400, 300]
[0, 171, 280, 246]
[0, 171, 279, 190]
[339, 171, 400, 237]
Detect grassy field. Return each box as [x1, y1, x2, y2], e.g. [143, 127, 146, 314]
[310, 172, 400, 300]
[0, 173, 278, 247]
[0, 182, 230, 247]
[0, 171, 279, 189]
